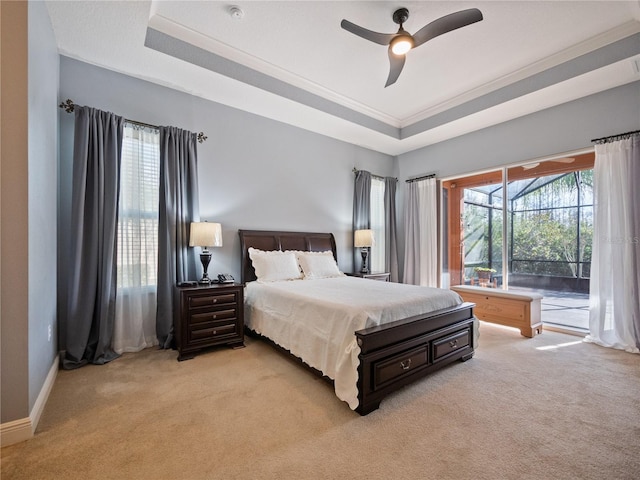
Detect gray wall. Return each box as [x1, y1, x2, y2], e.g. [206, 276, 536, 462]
[28, 0, 59, 411]
[398, 81, 640, 180]
[395, 81, 640, 278]
[57, 57, 394, 344]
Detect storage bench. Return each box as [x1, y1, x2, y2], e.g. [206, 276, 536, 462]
[450, 285, 542, 338]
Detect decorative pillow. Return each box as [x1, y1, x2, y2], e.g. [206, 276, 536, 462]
[248, 248, 303, 282]
[296, 251, 344, 279]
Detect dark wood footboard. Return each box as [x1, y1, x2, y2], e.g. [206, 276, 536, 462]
[355, 302, 476, 415]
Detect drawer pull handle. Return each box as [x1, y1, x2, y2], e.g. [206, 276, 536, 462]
[212, 314, 217, 320]
[449, 339, 458, 348]
[212, 298, 218, 304]
[400, 359, 412, 370]
[212, 330, 217, 336]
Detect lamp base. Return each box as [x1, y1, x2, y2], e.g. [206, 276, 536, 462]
[199, 250, 212, 284]
[360, 248, 370, 274]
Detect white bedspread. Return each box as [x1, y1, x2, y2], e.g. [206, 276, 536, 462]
[244, 276, 463, 410]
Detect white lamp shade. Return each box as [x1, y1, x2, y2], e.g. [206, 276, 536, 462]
[189, 222, 223, 248]
[354, 229, 374, 248]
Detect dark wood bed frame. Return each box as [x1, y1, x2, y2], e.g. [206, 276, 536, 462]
[238, 229, 476, 415]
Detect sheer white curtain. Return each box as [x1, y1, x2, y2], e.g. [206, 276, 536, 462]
[370, 177, 386, 273]
[403, 177, 438, 286]
[114, 124, 160, 353]
[585, 134, 640, 353]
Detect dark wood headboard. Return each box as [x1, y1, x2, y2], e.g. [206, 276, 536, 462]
[238, 230, 337, 284]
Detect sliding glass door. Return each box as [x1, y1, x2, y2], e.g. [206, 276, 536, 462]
[442, 152, 595, 330]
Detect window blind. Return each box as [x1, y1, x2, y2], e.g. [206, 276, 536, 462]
[116, 123, 160, 288]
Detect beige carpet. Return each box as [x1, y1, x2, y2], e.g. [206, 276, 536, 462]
[2, 323, 639, 480]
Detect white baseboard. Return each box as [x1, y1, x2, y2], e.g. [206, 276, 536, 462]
[0, 417, 32, 447]
[1, 356, 58, 447]
[30, 356, 58, 433]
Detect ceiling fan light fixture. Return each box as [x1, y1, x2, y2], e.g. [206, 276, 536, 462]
[341, 7, 483, 86]
[391, 35, 413, 55]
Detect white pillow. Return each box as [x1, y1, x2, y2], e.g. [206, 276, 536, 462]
[248, 248, 303, 283]
[296, 251, 344, 279]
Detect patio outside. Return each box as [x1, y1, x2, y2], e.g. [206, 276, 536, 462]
[461, 168, 592, 333]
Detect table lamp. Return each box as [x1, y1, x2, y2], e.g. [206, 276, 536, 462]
[189, 222, 223, 284]
[354, 229, 374, 274]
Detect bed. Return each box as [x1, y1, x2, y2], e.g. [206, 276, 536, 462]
[239, 229, 476, 415]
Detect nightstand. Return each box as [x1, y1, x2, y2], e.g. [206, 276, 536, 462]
[347, 272, 390, 282]
[174, 283, 244, 361]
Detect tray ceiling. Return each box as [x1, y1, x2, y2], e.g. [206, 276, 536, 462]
[46, 1, 640, 155]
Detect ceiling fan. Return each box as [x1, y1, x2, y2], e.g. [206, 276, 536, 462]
[341, 7, 483, 87]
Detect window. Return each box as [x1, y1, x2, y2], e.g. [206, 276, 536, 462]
[116, 123, 160, 289]
[370, 177, 386, 273]
[114, 123, 161, 353]
[443, 152, 594, 331]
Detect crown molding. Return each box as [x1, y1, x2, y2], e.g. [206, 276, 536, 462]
[147, 13, 402, 128]
[401, 20, 640, 128]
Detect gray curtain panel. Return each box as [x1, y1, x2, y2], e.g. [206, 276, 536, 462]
[384, 177, 399, 282]
[63, 107, 124, 369]
[156, 126, 199, 348]
[352, 170, 371, 272]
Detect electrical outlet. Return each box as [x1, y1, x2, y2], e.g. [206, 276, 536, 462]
[48, 324, 52, 342]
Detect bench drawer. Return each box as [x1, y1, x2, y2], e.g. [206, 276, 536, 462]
[476, 297, 525, 322]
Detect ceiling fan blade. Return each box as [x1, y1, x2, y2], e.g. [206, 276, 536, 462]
[385, 47, 406, 87]
[413, 8, 483, 48]
[341, 19, 396, 46]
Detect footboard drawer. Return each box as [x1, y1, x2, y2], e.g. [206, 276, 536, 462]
[432, 329, 470, 362]
[373, 345, 429, 389]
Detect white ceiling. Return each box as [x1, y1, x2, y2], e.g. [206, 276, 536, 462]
[46, 1, 640, 155]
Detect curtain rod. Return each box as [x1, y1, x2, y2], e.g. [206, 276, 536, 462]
[591, 129, 639, 144]
[406, 173, 436, 183]
[352, 167, 397, 181]
[58, 99, 208, 143]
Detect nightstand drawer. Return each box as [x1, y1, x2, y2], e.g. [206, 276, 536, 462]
[347, 272, 390, 281]
[190, 308, 236, 324]
[188, 319, 238, 342]
[188, 293, 237, 309]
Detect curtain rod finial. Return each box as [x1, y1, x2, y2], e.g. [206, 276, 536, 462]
[59, 99, 75, 113]
[197, 132, 208, 143]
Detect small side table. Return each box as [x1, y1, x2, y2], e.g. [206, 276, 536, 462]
[347, 272, 390, 282]
[174, 283, 245, 361]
